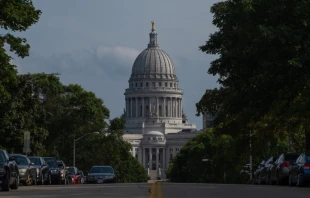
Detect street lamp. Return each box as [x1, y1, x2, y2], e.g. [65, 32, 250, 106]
[73, 132, 100, 167]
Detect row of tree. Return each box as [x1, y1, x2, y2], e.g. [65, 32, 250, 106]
[0, 0, 146, 183]
[167, 0, 309, 183]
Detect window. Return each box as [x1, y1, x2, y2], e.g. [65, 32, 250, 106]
[146, 82, 149, 87]
[165, 82, 167, 87]
[170, 83, 172, 87]
[152, 82, 155, 87]
[159, 82, 162, 86]
[174, 83, 176, 87]
[140, 82, 142, 87]
[135, 83, 137, 87]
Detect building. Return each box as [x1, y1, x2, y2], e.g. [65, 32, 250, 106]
[122, 21, 198, 179]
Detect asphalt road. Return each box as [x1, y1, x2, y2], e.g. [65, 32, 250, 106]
[0, 182, 310, 198]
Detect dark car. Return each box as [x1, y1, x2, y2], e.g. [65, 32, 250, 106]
[86, 166, 117, 184]
[56, 160, 69, 184]
[43, 157, 62, 184]
[269, 153, 299, 185]
[78, 170, 85, 184]
[289, 153, 310, 186]
[28, 156, 51, 185]
[257, 156, 278, 184]
[0, 150, 19, 191]
[10, 154, 37, 186]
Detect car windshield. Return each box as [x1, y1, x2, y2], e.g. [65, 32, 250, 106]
[29, 157, 41, 165]
[0, 152, 5, 163]
[89, 166, 114, 174]
[66, 167, 76, 174]
[43, 158, 57, 168]
[14, 156, 28, 165]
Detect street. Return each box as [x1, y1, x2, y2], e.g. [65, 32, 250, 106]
[1, 183, 310, 198]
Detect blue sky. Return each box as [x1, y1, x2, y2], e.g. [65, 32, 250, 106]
[12, 0, 221, 130]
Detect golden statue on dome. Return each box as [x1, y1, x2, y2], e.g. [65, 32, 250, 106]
[151, 21, 155, 31]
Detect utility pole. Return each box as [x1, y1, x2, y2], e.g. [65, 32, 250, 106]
[249, 130, 253, 180]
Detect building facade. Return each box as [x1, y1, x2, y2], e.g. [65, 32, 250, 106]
[122, 22, 198, 179]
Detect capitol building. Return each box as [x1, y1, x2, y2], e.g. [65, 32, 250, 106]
[122, 22, 198, 179]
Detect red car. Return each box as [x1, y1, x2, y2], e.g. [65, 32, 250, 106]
[66, 167, 81, 184]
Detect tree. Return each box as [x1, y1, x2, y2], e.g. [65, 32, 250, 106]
[0, 0, 42, 149]
[166, 129, 241, 183]
[0, 0, 41, 102]
[197, 0, 310, 151]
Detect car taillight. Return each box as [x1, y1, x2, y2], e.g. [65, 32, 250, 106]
[281, 162, 290, 167]
[304, 164, 310, 169]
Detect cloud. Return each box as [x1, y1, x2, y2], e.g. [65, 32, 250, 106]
[15, 45, 140, 79]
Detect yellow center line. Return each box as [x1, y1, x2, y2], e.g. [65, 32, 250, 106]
[150, 182, 155, 198]
[157, 182, 162, 198]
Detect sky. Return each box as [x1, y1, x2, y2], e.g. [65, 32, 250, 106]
[12, 0, 221, 130]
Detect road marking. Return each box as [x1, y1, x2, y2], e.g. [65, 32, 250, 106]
[150, 182, 155, 198]
[157, 182, 162, 198]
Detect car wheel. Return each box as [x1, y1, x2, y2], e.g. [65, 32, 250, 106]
[40, 174, 44, 185]
[11, 174, 19, 190]
[296, 173, 303, 187]
[32, 173, 37, 185]
[1, 171, 10, 191]
[25, 173, 32, 186]
[289, 173, 294, 186]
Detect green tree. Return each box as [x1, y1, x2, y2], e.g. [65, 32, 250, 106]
[0, 0, 41, 103]
[197, 0, 310, 151]
[0, 0, 42, 149]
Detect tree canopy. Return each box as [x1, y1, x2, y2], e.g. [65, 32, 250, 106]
[197, 0, 310, 151]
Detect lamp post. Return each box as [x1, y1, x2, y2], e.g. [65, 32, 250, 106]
[202, 158, 214, 183]
[73, 132, 100, 167]
[249, 130, 253, 181]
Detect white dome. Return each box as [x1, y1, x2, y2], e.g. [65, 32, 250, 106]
[130, 48, 176, 80]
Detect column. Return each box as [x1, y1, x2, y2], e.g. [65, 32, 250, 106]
[163, 148, 166, 169]
[149, 97, 151, 115]
[156, 97, 159, 116]
[130, 98, 133, 118]
[135, 97, 138, 117]
[176, 99, 179, 118]
[156, 148, 159, 170]
[179, 98, 182, 117]
[142, 97, 145, 117]
[163, 97, 166, 117]
[149, 148, 152, 169]
[125, 99, 128, 117]
[132, 147, 136, 158]
[170, 98, 173, 117]
[142, 148, 145, 168]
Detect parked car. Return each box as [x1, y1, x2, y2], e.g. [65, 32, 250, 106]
[10, 154, 37, 186]
[268, 153, 299, 185]
[0, 150, 19, 191]
[78, 170, 86, 184]
[258, 156, 278, 184]
[253, 159, 265, 184]
[56, 160, 69, 185]
[66, 166, 81, 184]
[43, 157, 62, 184]
[86, 166, 117, 184]
[289, 153, 310, 186]
[28, 156, 51, 185]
